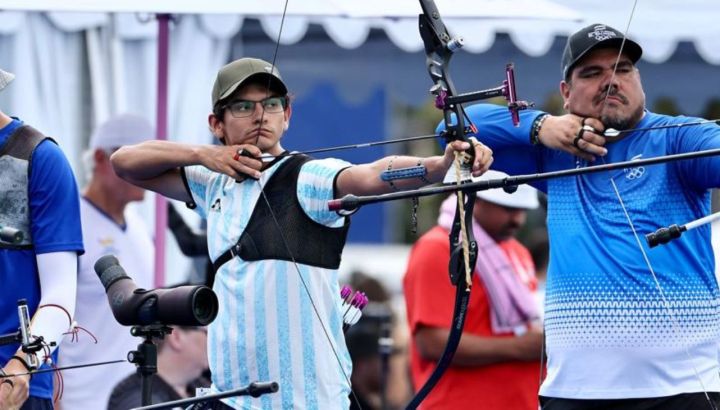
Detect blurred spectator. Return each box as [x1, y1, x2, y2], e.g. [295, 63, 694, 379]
[57, 114, 155, 410]
[404, 170, 543, 410]
[345, 304, 395, 410]
[107, 326, 210, 409]
[349, 271, 390, 303]
[528, 231, 549, 281]
[346, 272, 412, 409]
[167, 203, 215, 287]
[527, 230, 549, 314]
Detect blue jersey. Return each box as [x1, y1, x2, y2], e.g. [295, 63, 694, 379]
[449, 105, 720, 399]
[0, 119, 83, 399]
[184, 156, 352, 409]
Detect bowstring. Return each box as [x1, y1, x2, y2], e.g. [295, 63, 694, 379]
[595, 1, 718, 407]
[248, 1, 362, 408]
[598, 1, 639, 111]
[607, 178, 716, 408]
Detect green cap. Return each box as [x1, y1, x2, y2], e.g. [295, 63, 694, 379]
[211, 58, 288, 108]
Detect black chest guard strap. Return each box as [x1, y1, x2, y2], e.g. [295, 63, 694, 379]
[213, 154, 350, 272]
[0, 125, 53, 249]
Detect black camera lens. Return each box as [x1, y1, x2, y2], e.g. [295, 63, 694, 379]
[192, 287, 219, 325]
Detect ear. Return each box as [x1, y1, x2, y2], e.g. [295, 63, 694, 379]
[93, 148, 112, 171]
[283, 105, 292, 132]
[93, 148, 105, 164]
[208, 113, 227, 145]
[560, 81, 571, 110]
[165, 328, 184, 351]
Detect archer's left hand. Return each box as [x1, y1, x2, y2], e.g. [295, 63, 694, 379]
[443, 137, 494, 177]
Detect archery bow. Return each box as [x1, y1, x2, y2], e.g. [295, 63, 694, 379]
[407, 1, 531, 407]
[404, 2, 477, 407]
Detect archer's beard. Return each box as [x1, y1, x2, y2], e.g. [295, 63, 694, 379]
[601, 103, 645, 131]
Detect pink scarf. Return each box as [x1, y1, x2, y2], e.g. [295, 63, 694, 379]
[437, 195, 539, 334]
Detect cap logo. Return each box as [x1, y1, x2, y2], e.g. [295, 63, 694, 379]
[263, 65, 273, 73]
[588, 25, 618, 41]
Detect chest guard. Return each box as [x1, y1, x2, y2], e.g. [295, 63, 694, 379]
[213, 154, 350, 272]
[0, 125, 52, 249]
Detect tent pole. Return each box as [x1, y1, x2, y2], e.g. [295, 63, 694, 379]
[153, 13, 171, 287]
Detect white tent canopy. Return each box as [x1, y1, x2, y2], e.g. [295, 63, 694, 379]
[2, 0, 719, 62]
[0, 0, 584, 56]
[0, 0, 581, 19]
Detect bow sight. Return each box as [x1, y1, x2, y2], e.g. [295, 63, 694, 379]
[0, 300, 42, 370]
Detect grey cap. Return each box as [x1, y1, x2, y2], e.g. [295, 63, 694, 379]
[0, 68, 15, 92]
[561, 23, 642, 80]
[211, 58, 288, 108]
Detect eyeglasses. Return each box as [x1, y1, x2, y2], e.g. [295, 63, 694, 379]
[223, 96, 288, 118]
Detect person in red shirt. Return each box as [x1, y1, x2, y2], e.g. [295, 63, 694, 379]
[404, 170, 544, 409]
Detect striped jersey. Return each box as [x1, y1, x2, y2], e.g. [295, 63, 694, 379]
[457, 105, 720, 399]
[184, 156, 353, 409]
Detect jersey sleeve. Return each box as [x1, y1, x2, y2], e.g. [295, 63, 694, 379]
[296, 158, 352, 227]
[672, 115, 720, 190]
[28, 140, 84, 255]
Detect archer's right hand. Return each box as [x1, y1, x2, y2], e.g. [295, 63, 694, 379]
[537, 114, 607, 162]
[199, 144, 263, 181]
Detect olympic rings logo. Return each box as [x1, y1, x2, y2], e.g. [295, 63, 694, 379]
[624, 166, 645, 180]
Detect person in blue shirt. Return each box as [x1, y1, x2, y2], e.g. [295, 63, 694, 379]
[0, 67, 83, 409]
[450, 24, 720, 410]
